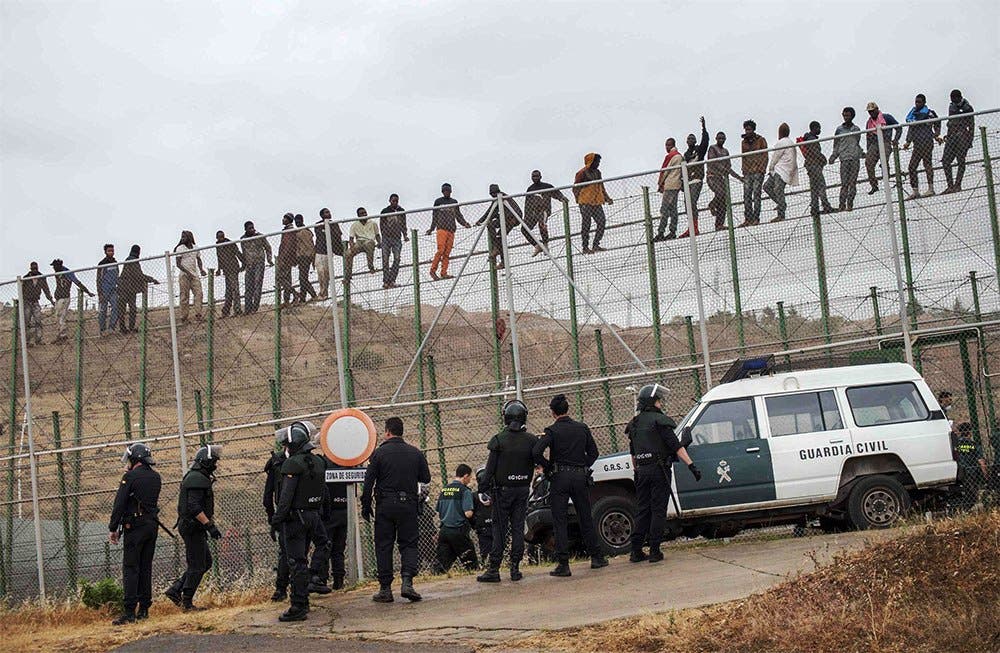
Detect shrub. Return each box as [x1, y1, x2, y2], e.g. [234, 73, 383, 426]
[80, 578, 123, 610]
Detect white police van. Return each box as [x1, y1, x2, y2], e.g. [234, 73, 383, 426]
[525, 361, 958, 555]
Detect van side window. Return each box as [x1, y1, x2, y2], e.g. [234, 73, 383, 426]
[765, 390, 843, 436]
[846, 382, 929, 427]
[690, 398, 759, 445]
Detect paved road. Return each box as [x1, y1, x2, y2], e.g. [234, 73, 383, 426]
[113, 634, 470, 652]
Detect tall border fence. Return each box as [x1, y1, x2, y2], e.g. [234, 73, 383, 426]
[1, 109, 999, 601]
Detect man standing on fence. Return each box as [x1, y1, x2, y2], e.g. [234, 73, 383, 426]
[739, 121, 768, 226]
[533, 394, 608, 577]
[655, 138, 683, 241]
[477, 400, 537, 584]
[706, 132, 743, 230]
[428, 183, 471, 281]
[903, 94, 941, 200]
[764, 123, 799, 222]
[433, 464, 479, 574]
[50, 259, 93, 343]
[109, 443, 161, 624]
[96, 244, 120, 336]
[118, 245, 159, 333]
[476, 184, 524, 270]
[801, 122, 834, 217]
[174, 231, 206, 323]
[864, 102, 901, 195]
[166, 445, 223, 612]
[214, 231, 243, 317]
[361, 417, 432, 603]
[941, 89, 975, 195]
[678, 117, 710, 238]
[314, 208, 343, 300]
[294, 214, 318, 302]
[379, 194, 408, 289]
[829, 107, 863, 212]
[523, 170, 567, 255]
[277, 213, 301, 306]
[21, 262, 53, 347]
[344, 208, 380, 285]
[573, 153, 613, 253]
[240, 220, 273, 314]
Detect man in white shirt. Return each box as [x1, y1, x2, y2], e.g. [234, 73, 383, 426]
[763, 123, 799, 222]
[345, 208, 380, 284]
[174, 230, 206, 322]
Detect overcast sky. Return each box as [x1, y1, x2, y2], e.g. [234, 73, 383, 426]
[2, 0, 998, 281]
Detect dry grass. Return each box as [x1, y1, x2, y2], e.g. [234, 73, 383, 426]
[0, 586, 270, 653]
[510, 510, 1000, 653]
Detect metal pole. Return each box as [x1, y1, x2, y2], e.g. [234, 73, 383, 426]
[194, 390, 206, 445]
[139, 289, 148, 436]
[870, 286, 883, 335]
[15, 277, 46, 598]
[71, 289, 82, 572]
[980, 126, 1000, 279]
[642, 187, 663, 364]
[323, 220, 349, 408]
[342, 282, 354, 404]
[164, 252, 190, 471]
[970, 271, 997, 455]
[684, 316, 703, 400]
[274, 283, 282, 415]
[427, 356, 448, 484]
[958, 335, 981, 440]
[876, 126, 915, 367]
[810, 211, 832, 353]
[487, 257, 504, 426]
[725, 175, 746, 354]
[562, 200, 585, 420]
[122, 401, 132, 439]
[3, 301, 17, 592]
[496, 193, 524, 400]
[777, 301, 791, 367]
[268, 379, 279, 420]
[594, 330, 618, 451]
[51, 411, 75, 589]
[205, 269, 214, 440]
[891, 148, 919, 333]
[681, 161, 713, 388]
[411, 230, 430, 448]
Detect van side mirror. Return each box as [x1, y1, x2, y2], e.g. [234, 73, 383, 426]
[680, 426, 693, 448]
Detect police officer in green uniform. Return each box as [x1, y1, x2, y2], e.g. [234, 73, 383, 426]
[361, 417, 432, 604]
[309, 455, 349, 592]
[166, 445, 223, 611]
[109, 443, 161, 624]
[263, 431, 290, 602]
[954, 422, 988, 510]
[626, 384, 701, 563]
[270, 422, 329, 622]
[533, 394, 608, 577]
[434, 464, 478, 573]
[477, 400, 537, 583]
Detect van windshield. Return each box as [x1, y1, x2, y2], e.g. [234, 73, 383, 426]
[675, 404, 699, 431]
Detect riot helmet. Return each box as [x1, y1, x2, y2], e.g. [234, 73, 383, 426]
[475, 466, 492, 503]
[193, 444, 222, 472]
[284, 420, 317, 454]
[503, 399, 528, 431]
[636, 383, 669, 411]
[121, 442, 154, 467]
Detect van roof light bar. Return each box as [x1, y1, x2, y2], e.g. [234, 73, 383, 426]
[719, 355, 776, 384]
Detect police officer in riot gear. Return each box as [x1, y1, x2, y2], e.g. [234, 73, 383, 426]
[166, 445, 223, 611]
[309, 455, 349, 592]
[472, 467, 494, 562]
[477, 400, 537, 583]
[533, 394, 608, 577]
[263, 430, 290, 601]
[109, 443, 162, 624]
[271, 421, 329, 622]
[361, 417, 431, 603]
[626, 384, 701, 563]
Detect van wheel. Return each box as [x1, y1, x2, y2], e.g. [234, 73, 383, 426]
[591, 495, 634, 556]
[847, 475, 911, 530]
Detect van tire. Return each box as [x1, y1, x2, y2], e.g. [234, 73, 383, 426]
[591, 495, 634, 556]
[846, 475, 911, 530]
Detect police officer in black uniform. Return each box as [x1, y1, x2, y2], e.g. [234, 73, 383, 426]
[626, 384, 701, 563]
[361, 417, 431, 603]
[477, 400, 537, 583]
[533, 394, 608, 577]
[166, 445, 223, 611]
[270, 421, 329, 622]
[263, 431, 290, 602]
[309, 455, 349, 592]
[472, 468, 494, 563]
[109, 443, 162, 624]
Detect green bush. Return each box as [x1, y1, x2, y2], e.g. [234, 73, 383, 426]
[80, 577, 123, 610]
[352, 348, 384, 371]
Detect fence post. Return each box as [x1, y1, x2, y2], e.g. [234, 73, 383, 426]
[273, 285, 282, 416]
[891, 148, 920, 332]
[970, 271, 996, 454]
[876, 126, 915, 368]
[497, 193, 524, 400]
[642, 187, 663, 364]
[324, 219, 349, 408]
[164, 252, 190, 471]
[122, 401, 132, 439]
[16, 277, 46, 598]
[724, 175, 746, 353]
[268, 379, 279, 420]
[684, 316, 703, 400]
[5, 300, 19, 592]
[51, 411, 76, 590]
[958, 335, 981, 441]
[561, 200, 585, 420]
[777, 301, 791, 367]
[870, 286, 883, 335]
[194, 390, 206, 445]
[594, 329, 618, 451]
[342, 282, 355, 403]
[426, 355, 448, 484]
[139, 289, 148, 437]
[72, 289, 83, 560]
[487, 257, 505, 426]
[979, 126, 1000, 279]
[411, 231, 430, 448]
[681, 162, 713, 389]
[810, 211, 832, 355]
[205, 269, 215, 441]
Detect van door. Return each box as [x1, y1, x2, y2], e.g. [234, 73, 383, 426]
[673, 397, 776, 511]
[762, 389, 851, 502]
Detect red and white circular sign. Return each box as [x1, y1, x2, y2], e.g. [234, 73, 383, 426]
[319, 408, 378, 467]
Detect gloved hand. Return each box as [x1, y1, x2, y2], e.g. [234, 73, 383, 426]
[269, 514, 284, 528]
[361, 505, 373, 523]
[207, 523, 223, 540]
[688, 463, 702, 482]
[269, 526, 279, 542]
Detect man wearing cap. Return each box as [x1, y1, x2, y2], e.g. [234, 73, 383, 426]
[864, 102, 901, 195]
[50, 259, 94, 343]
[475, 184, 524, 270]
[428, 183, 471, 280]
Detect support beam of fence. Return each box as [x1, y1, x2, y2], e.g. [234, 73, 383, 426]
[562, 200, 585, 420]
[642, 186, 663, 364]
[970, 271, 998, 452]
[681, 162, 713, 389]
[980, 127, 1000, 279]
[725, 176, 746, 354]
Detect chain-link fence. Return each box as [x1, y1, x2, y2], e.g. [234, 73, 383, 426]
[2, 108, 999, 602]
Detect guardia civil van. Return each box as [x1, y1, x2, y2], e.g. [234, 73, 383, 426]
[524, 360, 958, 556]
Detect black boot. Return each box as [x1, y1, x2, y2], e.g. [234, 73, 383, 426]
[629, 550, 648, 563]
[136, 606, 149, 620]
[476, 568, 501, 583]
[549, 559, 571, 577]
[164, 587, 182, 607]
[308, 576, 332, 595]
[278, 604, 309, 622]
[270, 588, 288, 602]
[112, 610, 136, 625]
[332, 575, 345, 591]
[372, 584, 394, 603]
[648, 548, 664, 563]
[591, 555, 609, 569]
[182, 595, 205, 612]
[400, 575, 422, 602]
[510, 562, 523, 582]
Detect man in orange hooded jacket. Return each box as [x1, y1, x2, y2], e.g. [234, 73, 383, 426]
[573, 153, 613, 253]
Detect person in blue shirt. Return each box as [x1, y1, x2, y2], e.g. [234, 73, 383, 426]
[903, 93, 941, 199]
[433, 464, 478, 573]
[96, 243, 120, 336]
